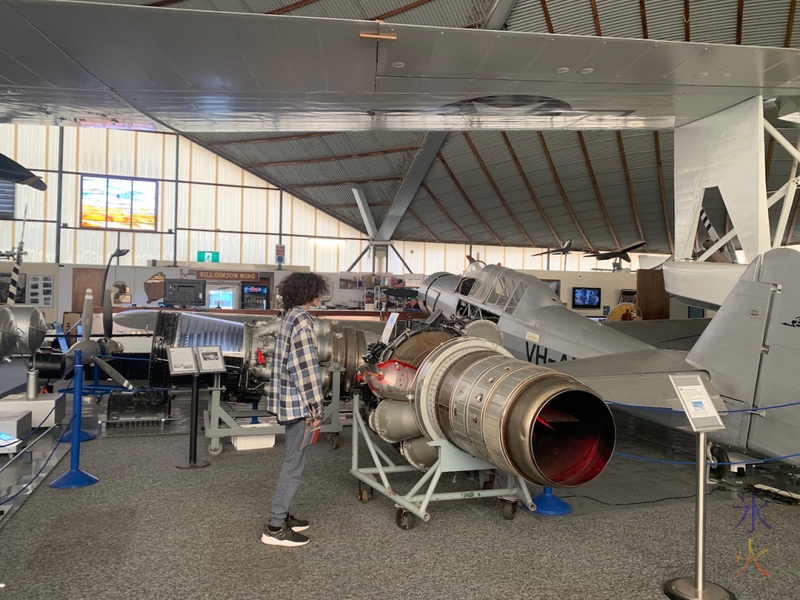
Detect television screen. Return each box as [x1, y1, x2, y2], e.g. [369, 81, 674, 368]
[164, 279, 206, 307]
[572, 287, 601, 309]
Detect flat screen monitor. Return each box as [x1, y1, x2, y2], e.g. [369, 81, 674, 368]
[164, 279, 206, 307]
[572, 287, 601, 309]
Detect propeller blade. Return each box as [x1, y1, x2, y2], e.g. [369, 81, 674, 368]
[81, 289, 94, 342]
[92, 357, 133, 390]
[103, 289, 113, 341]
[0, 153, 47, 191]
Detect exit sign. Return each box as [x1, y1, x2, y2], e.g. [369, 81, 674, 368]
[198, 251, 219, 263]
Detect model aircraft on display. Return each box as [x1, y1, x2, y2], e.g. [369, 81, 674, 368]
[0, 153, 46, 191]
[416, 247, 800, 467]
[584, 241, 647, 263]
[531, 239, 574, 257]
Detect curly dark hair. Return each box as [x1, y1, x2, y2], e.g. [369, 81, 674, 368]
[278, 272, 328, 309]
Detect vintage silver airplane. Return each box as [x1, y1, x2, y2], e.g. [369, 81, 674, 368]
[417, 247, 800, 467]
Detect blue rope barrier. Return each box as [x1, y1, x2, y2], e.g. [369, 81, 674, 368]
[606, 399, 800, 415]
[0, 415, 73, 506]
[613, 451, 800, 466]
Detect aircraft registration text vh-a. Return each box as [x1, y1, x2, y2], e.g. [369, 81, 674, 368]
[417, 248, 800, 467]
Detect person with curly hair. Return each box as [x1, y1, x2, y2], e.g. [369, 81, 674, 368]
[262, 271, 328, 548]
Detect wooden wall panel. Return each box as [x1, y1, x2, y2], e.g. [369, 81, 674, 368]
[71, 267, 105, 312]
[636, 268, 671, 320]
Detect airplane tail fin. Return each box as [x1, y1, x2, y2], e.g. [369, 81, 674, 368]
[686, 248, 800, 458]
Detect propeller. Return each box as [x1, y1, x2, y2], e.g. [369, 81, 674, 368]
[67, 288, 132, 389]
[0, 152, 47, 191]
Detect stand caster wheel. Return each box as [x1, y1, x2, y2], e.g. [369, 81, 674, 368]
[208, 443, 222, 457]
[395, 508, 416, 530]
[358, 481, 373, 503]
[330, 433, 340, 450]
[482, 480, 495, 490]
[502, 500, 517, 520]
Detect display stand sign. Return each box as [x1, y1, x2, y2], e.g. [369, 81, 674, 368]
[276, 244, 285, 264]
[669, 374, 725, 432]
[167, 346, 227, 376]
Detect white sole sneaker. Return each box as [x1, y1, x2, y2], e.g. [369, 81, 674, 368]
[291, 524, 309, 533]
[260, 532, 309, 548]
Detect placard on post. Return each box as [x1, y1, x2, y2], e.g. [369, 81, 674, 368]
[669, 373, 725, 432]
[167, 346, 227, 376]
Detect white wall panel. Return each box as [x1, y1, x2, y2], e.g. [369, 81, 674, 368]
[484, 246, 504, 266]
[316, 212, 339, 238]
[189, 184, 215, 230]
[504, 247, 524, 269]
[401, 241, 425, 274]
[314, 241, 339, 272]
[291, 197, 316, 236]
[0, 222, 12, 255]
[107, 130, 135, 177]
[217, 186, 241, 231]
[22, 223, 45, 262]
[0, 126, 14, 157]
[61, 174, 79, 228]
[243, 188, 268, 234]
[44, 224, 56, 264]
[136, 131, 166, 180]
[190, 144, 218, 184]
[218, 232, 241, 264]
[17, 124, 47, 172]
[61, 127, 78, 173]
[74, 228, 105, 264]
[424, 243, 444, 275]
[342, 239, 368, 272]
[445, 244, 467, 273]
[77, 128, 107, 174]
[188, 231, 214, 261]
[241, 234, 266, 265]
[175, 230, 189, 263]
[291, 236, 313, 267]
[133, 233, 162, 265]
[160, 181, 176, 234]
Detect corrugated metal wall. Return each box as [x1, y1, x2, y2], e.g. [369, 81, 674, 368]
[0, 122, 619, 275]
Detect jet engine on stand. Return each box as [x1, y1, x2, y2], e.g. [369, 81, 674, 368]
[359, 320, 616, 491]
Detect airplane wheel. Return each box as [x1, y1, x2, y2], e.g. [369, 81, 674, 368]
[358, 482, 373, 503]
[709, 445, 729, 479]
[330, 433, 340, 450]
[395, 508, 416, 530]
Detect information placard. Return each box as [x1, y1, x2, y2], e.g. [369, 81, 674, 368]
[669, 374, 725, 432]
[195, 346, 227, 373]
[167, 347, 198, 375]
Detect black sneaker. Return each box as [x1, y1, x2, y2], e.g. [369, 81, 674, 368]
[261, 524, 309, 547]
[285, 514, 309, 533]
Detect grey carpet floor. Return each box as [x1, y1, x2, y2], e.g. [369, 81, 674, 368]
[0, 428, 796, 600]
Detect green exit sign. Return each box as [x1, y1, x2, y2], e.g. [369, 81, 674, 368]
[198, 251, 219, 263]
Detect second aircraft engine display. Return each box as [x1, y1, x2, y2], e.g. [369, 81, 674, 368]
[362, 326, 616, 488]
[147, 311, 377, 401]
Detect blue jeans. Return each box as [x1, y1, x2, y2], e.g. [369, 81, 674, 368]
[269, 418, 309, 528]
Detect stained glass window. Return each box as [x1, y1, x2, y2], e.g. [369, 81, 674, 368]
[80, 176, 157, 230]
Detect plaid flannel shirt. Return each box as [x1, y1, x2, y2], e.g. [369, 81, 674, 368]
[267, 306, 325, 423]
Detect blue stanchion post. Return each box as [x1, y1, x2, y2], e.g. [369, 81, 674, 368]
[532, 487, 572, 516]
[58, 351, 96, 443]
[50, 350, 99, 489]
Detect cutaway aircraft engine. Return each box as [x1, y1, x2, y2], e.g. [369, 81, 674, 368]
[148, 311, 377, 402]
[363, 323, 616, 488]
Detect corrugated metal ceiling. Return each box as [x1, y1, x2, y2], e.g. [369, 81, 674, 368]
[72, 0, 800, 253]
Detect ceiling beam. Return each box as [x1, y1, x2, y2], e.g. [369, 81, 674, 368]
[501, 133, 560, 245]
[374, 132, 448, 242]
[326, 203, 388, 209]
[653, 131, 674, 254]
[684, 0, 691, 41]
[736, 0, 745, 45]
[352, 188, 378, 240]
[463, 132, 533, 247]
[540, 0, 554, 33]
[639, 0, 649, 38]
[438, 154, 503, 246]
[482, 0, 519, 30]
[537, 132, 593, 250]
[207, 132, 336, 147]
[268, 0, 321, 15]
[408, 210, 438, 241]
[286, 176, 401, 189]
[421, 183, 470, 242]
[249, 146, 416, 168]
[374, 0, 434, 20]
[615, 132, 646, 248]
[577, 132, 619, 248]
[145, 0, 187, 6]
[786, 0, 797, 47]
[589, 0, 602, 36]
